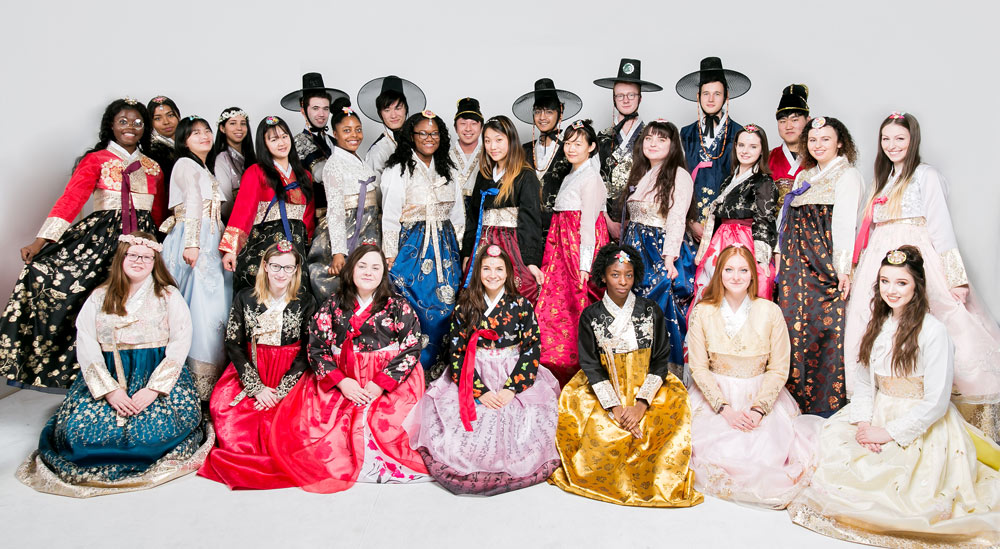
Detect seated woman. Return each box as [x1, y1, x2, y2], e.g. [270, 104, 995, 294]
[549, 243, 703, 508]
[270, 244, 428, 493]
[17, 232, 209, 497]
[686, 244, 821, 508]
[198, 241, 316, 490]
[789, 246, 1000, 548]
[406, 245, 560, 496]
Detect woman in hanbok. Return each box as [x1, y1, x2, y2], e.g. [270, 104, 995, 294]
[619, 120, 695, 378]
[848, 112, 1000, 441]
[693, 124, 778, 305]
[462, 115, 543, 302]
[776, 116, 862, 416]
[406, 245, 560, 495]
[536, 119, 609, 386]
[1, 98, 165, 390]
[549, 243, 703, 508]
[381, 110, 464, 370]
[161, 116, 232, 400]
[220, 116, 315, 297]
[687, 244, 821, 508]
[357, 75, 426, 179]
[17, 232, 210, 497]
[789, 246, 1000, 548]
[147, 95, 180, 211]
[307, 100, 380, 301]
[199, 241, 316, 489]
[270, 244, 428, 493]
[214, 107, 256, 222]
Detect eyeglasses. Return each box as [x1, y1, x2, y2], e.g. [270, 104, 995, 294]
[116, 118, 144, 129]
[267, 262, 298, 274]
[614, 93, 640, 101]
[413, 131, 441, 139]
[124, 252, 154, 264]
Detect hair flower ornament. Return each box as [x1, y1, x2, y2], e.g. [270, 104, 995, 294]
[744, 124, 759, 132]
[888, 111, 906, 119]
[276, 240, 294, 254]
[486, 245, 502, 257]
[614, 250, 631, 264]
[119, 234, 163, 252]
[421, 110, 436, 119]
[218, 109, 248, 124]
[811, 117, 827, 129]
[264, 116, 280, 126]
[886, 249, 907, 265]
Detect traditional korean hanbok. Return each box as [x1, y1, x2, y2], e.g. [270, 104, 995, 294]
[848, 164, 1000, 441]
[308, 146, 381, 300]
[789, 314, 1000, 548]
[686, 298, 821, 508]
[693, 169, 778, 305]
[622, 165, 695, 378]
[549, 292, 703, 507]
[462, 169, 543, 301]
[381, 155, 464, 370]
[768, 142, 802, 208]
[450, 140, 481, 214]
[597, 116, 644, 222]
[0, 142, 164, 390]
[16, 278, 211, 497]
[219, 163, 315, 297]
[364, 129, 397, 179]
[536, 157, 609, 385]
[269, 294, 428, 493]
[405, 290, 560, 495]
[680, 112, 742, 225]
[776, 155, 862, 415]
[215, 145, 246, 222]
[161, 157, 232, 399]
[198, 289, 316, 490]
[523, 138, 570, 236]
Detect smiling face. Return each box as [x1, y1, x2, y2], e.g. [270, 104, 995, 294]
[264, 127, 292, 161]
[563, 131, 595, 167]
[479, 256, 507, 296]
[412, 118, 441, 160]
[186, 121, 214, 158]
[380, 100, 407, 130]
[302, 96, 331, 129]
[532, 106, 559, 133]
[112, 108, 145, 151]
[152, 104, 178, 138]
[777, 113, 806, 146]
[699, 81, 726, 116]
[483, 127, 509, 163]
[353, 250, 385, 295]
[455, 118, 482, 148]
[334, 116, 364, 153]
[221, 115, 248, 148]
[878, 264, 915, 313]
[603, 259, 635, 303]
[122, 244, 155, 284]
[720, 252, 752, 298]
[880, 123, 910, 168]
[642, 131, 670, 164]
[265, 252, 298, 295]
[613, 82, 641, 116]
[807, 126, 840, 166]
[735, 131, 762, 168]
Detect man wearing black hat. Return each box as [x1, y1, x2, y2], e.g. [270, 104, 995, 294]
[768, 84, 810, 205]
[450, 97, 484, 214]
[676, 57, 751, 241]
[357, 75, 426, 177]
[594, 58, 663, 225]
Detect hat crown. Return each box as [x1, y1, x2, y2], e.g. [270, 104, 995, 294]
[302, 72, 326, 90]
[381, 75, 404, 95]
[699, 56, 724, 71]
[534, 78, 557, 92]
[456, 97, 481, 112]
[618, 58, 640, 78]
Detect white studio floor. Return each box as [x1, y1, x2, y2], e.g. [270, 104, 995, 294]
[0, 389, 858, 549]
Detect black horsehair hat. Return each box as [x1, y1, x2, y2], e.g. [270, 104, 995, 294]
[675, 57, 751, 102]
[776, 84, 810, 119]
[280, 72, 349, 111]
[593, 58, 663, 92]
[511, 78, 583, 124]
[455, 97, 484, 123]
[356, 75, 427, 123]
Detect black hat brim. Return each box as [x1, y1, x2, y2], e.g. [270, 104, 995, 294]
[511, 88, 583, 124]
[674, 68, 751, 102]
[280, 88, 350, 111]
[593, 77, 663, 92]
[356, 76, 426, 123]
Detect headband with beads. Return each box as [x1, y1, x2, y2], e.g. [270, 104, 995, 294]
[218, 109, 248, 125]
[119, 234, 163, 252]
[886, 249, 907, 265]
[811, 116, 827, 129]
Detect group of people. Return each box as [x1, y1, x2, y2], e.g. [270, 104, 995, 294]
[3, 56, 1000, 547]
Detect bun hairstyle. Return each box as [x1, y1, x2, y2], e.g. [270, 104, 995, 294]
[561, 119, 598, 156]
[329, 96, 361, 130]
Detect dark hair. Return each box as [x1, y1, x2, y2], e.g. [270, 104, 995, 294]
[301, 90, 332, 110]
[213, 107, 257, 167]
[329, 96, 361, 134]
[799, 116, 858, 170]
[870, 112, 922, 215]
[620, 120, 686, 219]
[561, 119, 599, 157]
[101, 231, 176, 316]
[857, 245, 929, 377]
[376, 90, 408, 119]
[147, 96, 180, 122]
[253, 116, 313, 202]
[532, 94, 563, 114]
[591, 243, 644, 288]
[729, 126, 771, 175]
[384, 113, 456, 179]
[776, 109, 808, 121]
[479, 116, 528, 202]
[174, 116, 216, 172]
[456, 246, 520, 336]
[698, 245, 758, 306]
[335, 244, 396, 314]
[81, 99, 153, 160]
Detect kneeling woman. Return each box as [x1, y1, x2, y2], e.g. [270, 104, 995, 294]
[17, 232, 210, 497]
[270, 244, 428, 493]
[549, 243, 703, 508]
[199, 241, 316, 490]
[406, 245, 560, 495]
[686, 244, 821, 509]
[790, 246, 1000, 548]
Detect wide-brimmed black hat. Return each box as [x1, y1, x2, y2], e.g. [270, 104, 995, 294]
[280, 72, 349, 111]
[511, 78, 583, 124]
[776, 84, 810, 118]
[675, 57, 751, 102]
[454, 97, 483, 123]
[593, 58, 663, 92]
[356, 75, 426, 123]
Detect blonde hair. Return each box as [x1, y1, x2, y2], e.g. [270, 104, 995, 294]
[252, 244, 302, 303]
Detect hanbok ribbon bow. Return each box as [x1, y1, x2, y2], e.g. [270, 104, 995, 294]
[459, 328, 499, 431]
[852, 197, 888, 266]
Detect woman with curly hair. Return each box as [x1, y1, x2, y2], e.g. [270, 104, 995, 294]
[549, 242, 702, 508]
[0, 98, 166, 391]
[381, 110, 464, 370]
[790, 246, 1000, 548]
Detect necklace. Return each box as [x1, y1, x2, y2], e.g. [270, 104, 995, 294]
[531, 125, 559, 176]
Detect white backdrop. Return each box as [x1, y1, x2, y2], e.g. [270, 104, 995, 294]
[2, 0, 997, 318]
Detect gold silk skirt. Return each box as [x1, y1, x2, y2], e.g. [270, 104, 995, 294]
[548, 349, 703, 507]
